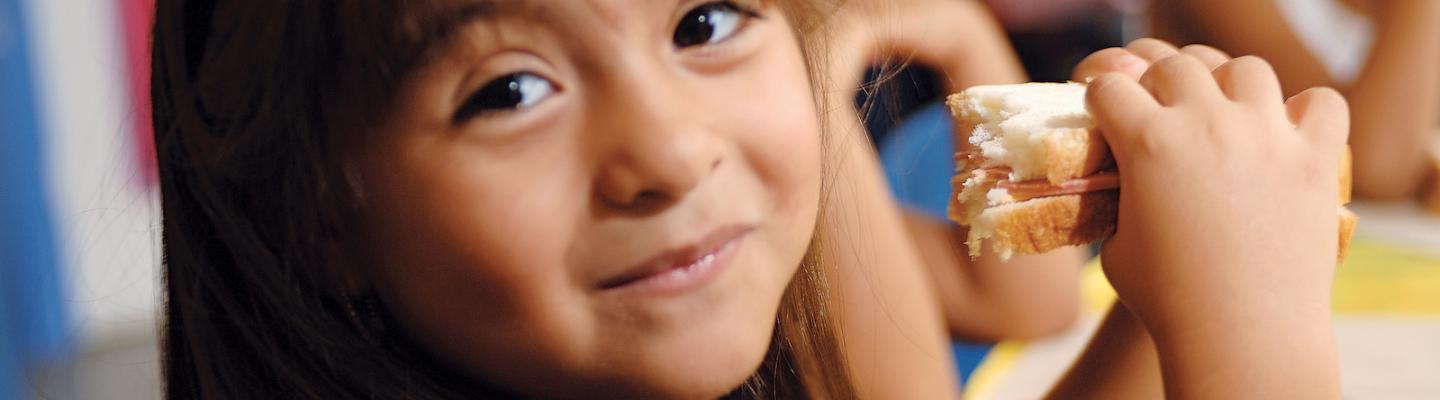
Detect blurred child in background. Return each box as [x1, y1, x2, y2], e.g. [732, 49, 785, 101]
[1149, 0, 1440, 199]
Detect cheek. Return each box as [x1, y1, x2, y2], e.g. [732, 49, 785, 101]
[357, 140, 596, 380]
[725, 35, 823, 240]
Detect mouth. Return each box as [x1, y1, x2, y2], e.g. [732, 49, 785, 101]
[596, 225, 753, 295]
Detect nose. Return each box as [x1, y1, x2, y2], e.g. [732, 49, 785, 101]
[590, 72, 721, 211]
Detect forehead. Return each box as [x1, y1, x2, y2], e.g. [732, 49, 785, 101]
[410, 0, 670, 49]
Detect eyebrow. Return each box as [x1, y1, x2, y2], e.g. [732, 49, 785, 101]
[410, 0, 511, 53]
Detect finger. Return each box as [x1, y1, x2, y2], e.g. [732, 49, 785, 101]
[1087, 72, 1161, 155]
[1140, 54, 1225, 106]
[1286, 87, 1351, 145]
[1072, 47, 1151, 83]
[1179, 44, 1231, 70]
[1212, 56, 1284, 104]
[1125, 38, 1182, 63]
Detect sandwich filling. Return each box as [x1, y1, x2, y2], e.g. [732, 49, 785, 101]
[950, 83, 1117, 217]
[965, 166, 1119, 204]
[949, 82, 1122, 258]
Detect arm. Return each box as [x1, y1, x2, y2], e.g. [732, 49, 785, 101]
[821, 107, 961, 399]
[816, 6, 1030, 394]
[892, 0, 1087, 342]
[1342, 0, 1440, 198]
[1063, 40, 1344, 398]
[895, 1, 1085, 341]
[904, 211, 1083, 341]
[1045, 303, 1163, 399]
[1170, 0, 1440, 198]
[836, 0, 1083, 342]
[1046, 279, 1338, 400]
[1146, 300, 1339, 398]
[1046, 299, 1335, 399]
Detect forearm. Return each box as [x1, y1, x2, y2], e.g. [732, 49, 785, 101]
[824, 114, 961, 399]
[904, 211, 1082, 340]
[901, 4, 1080, 338]
[1346, 0, 1440, 198]
[1047, 293, 1339, 399]
[1150, 308, 1339, 398]
[1045, 303, 1163, 399]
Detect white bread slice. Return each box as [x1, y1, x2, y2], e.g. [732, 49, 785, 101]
[948, 82, 1110, 184]
[948, 82, 1357, 261]
[948, 83, 1116, 258]
[967, 191, 1119, 260]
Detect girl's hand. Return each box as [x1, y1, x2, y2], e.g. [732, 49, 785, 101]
[1074, 39, 1345, 397]
[828, 0, 1026, 94]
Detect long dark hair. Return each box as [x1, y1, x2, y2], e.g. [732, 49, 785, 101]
[152, 0, 853, 398]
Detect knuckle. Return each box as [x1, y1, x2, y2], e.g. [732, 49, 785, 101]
[1154, 54, 1202, 72]
[1124, 117, 1171, 158]
[1075, 48, 1135, 81]
[1226, 55, 1276, 76]
[1306, 87, 1347, 109]
[1093, 46, 1132, 58]
[1146, 54, 1206, 84]
[1181, 44, 1228, 57]
[1296, 87, 1351, 137]
[1127, 38, 1176, 51]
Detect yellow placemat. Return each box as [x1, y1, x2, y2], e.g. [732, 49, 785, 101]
[1070, 238, 1440, 315]
[1334, 237, 1440, 315]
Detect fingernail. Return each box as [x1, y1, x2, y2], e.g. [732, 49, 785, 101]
[1088, 73, 1116, 91]
[1118, 54, 1148, 76]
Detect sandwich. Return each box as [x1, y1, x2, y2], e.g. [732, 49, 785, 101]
[947, 82, 1357, 261]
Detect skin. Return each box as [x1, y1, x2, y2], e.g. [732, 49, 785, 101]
[818, 2, 1085, 397]
[339, 0, 1341, 395]
[1046, 39, 1347, 398]
[352, 1, 821, 398]
[819, 24, 1346, 396]
[1153, 0, 1440, 199]
[830, 0, 1085, 344]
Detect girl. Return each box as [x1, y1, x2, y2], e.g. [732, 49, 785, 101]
[152, 0, 1347, 398]
[154, 0, 848, 398]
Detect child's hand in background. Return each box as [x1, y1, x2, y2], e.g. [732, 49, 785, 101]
[1074, 39, 1346, 397]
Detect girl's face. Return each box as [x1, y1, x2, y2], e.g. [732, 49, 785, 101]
[354, 1, 822, 398]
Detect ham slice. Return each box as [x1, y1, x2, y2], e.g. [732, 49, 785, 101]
[987, 168, 1120, 201]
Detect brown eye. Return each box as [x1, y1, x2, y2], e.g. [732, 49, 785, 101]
[454, 72, 554, 122]
[673, 2, 750, 48]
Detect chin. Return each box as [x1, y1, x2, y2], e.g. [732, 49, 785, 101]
[630, 316, 777, 399]
[606, 289, 781, 400]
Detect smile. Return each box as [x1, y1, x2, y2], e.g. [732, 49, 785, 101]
[596, 225, 752, 296]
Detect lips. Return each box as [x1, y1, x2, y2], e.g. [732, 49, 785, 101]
[596, 224, 753, 293]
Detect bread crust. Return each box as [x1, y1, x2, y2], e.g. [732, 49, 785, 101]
[1338, 206, 1357, 262]
[971, 191, 1119, 258]
[961, 191, 1357, 261]
[1040, 128, 1109, 184]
